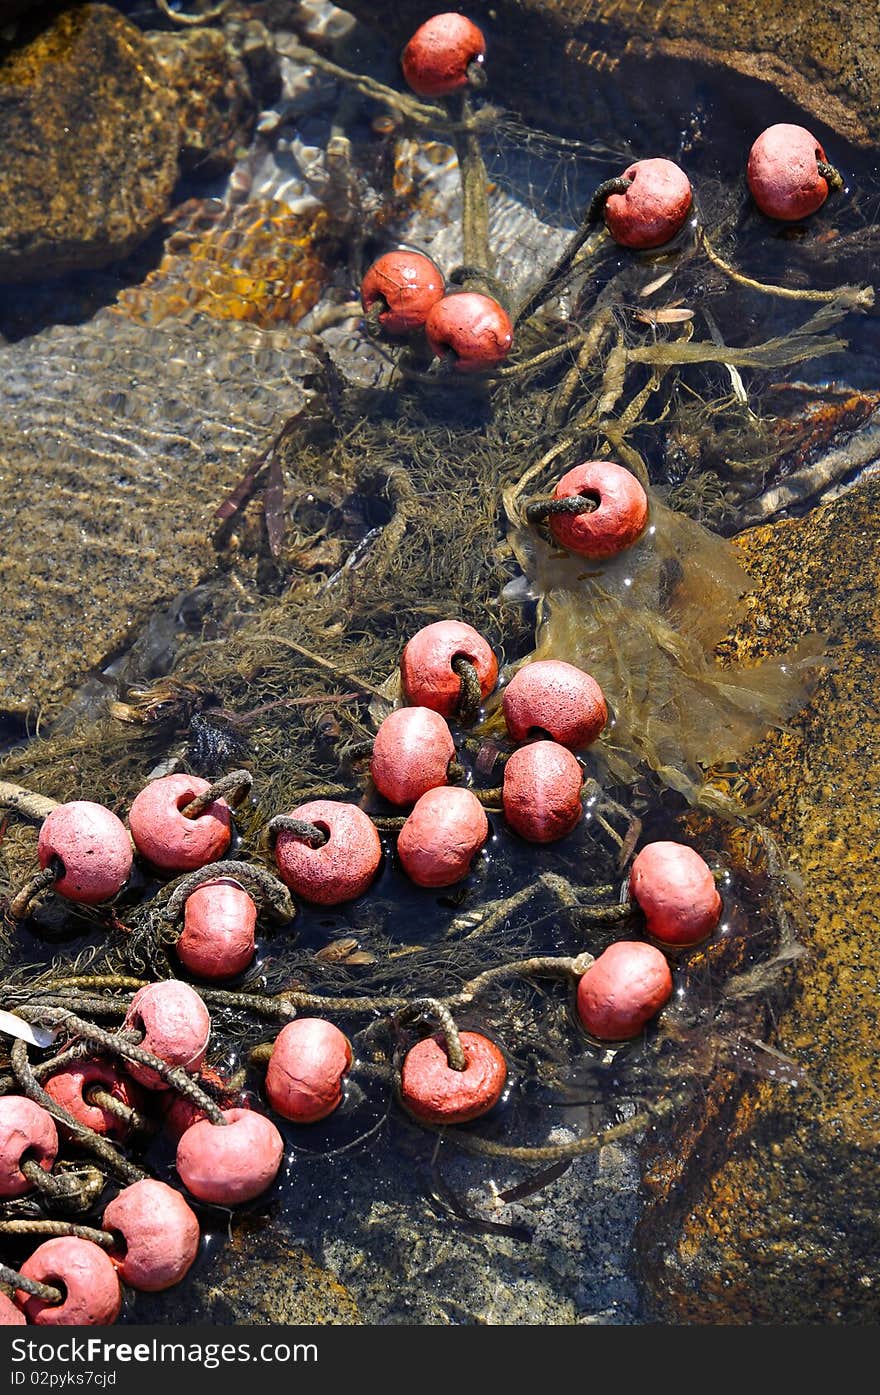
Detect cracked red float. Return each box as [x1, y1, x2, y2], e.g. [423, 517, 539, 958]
[629, 840, 722, 946]
[17, 1236, 122, 1326]
[603, 158, 693, 249]
[122, 979, 211, 1089]
[502, 740, 584, 843]
[747, 123, 833, 221]
[370, 705, 456, 806]
[576, 940, 673, 1041]
[400, 12, 486, 98]
[424, 291, 513, 373]
[176, 876, 257, 979]
[397, 785, 489, 887]
[128, 773, 233, 873]
[103, 1178, 200, 1292]
[400, 1030, 507, 1123]
[43, 1059, 145, 1139]
[176, 1107, 284, 1205]
[548, 460, 649, 559]
[360, 249, 445, 334]
[273, 798, 382, 904]
[400, 618, 498, 717]
[502, 658, 608, 748]
[265, 1018, 353, 1123]
[0, 1096, 58, 1198]
[37, 799, 132, 904]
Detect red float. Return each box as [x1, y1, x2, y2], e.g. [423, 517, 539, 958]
[128, 773, 232, 873]
[370, 706, 456, 806]
[265, 1018, 353, 1123]
[400, 619, 498, 718]
[103, 1178, 200, 1292]
[400, 1030, 506, 1123]
[424, 292, 513, 372]
[160, 1066, 238, 1142]
[360, 249, 445, 334]
[603, 158, 692, 249]
[547, 460, 649, 559]
[18, 1238, 122, 1326]
[502, 659, 608, 748]
[0, 1291, 25, 1325]
[273, 799, 382, 905]
[747, 123, 832, 221]
[176, 1107, 284, 1205]
[400, 12, 486, 98]
[629, 840, 722, 946]
[576, 940, 673, 1041]
[43, 1059, 145, 1140]
[0, 1096, 58, 1198]
[122, 980, 211, 1090]
[37, 800, 132, 905]
[397, 786, 489, 887]
[502, 740, 583, 843]
[176, 877, 257, 979]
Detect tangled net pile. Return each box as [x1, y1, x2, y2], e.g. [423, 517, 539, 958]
[0, 8, 873, 1323]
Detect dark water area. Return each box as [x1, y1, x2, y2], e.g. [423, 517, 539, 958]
[1, 0, 878, 1330]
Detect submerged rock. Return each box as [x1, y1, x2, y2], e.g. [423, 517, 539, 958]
[0, 5, 181, 281]
[0, 306, 318, 721]
[147, 21, 280, 177]
[128, 1224, 363, 1325]
[635, 475, 880, 1323]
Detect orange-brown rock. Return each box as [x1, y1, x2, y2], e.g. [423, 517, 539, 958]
[0, 5, 180, 281]
[636, 476, 880, 1323]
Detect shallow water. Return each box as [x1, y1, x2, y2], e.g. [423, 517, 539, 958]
[1, 0, 878, 1327]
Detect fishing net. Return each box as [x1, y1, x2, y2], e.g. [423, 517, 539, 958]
[0, 14, 872, 1317]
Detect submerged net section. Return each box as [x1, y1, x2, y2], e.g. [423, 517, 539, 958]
[0, 317, 830, 1159]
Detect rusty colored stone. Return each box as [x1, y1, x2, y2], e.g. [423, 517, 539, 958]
[0, 5, 181, 281]
[635, 476, 880, 1323]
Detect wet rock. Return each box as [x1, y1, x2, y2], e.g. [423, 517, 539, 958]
[127, 1224, 363, 1325]
[0, 5, 181, 282]
[147, 21, 280, 176]
[0, 305, 318, 722]
[313, 1125, 644, 1324]
[343, 0, 880, 153]
[635, 475, 880, 1323]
